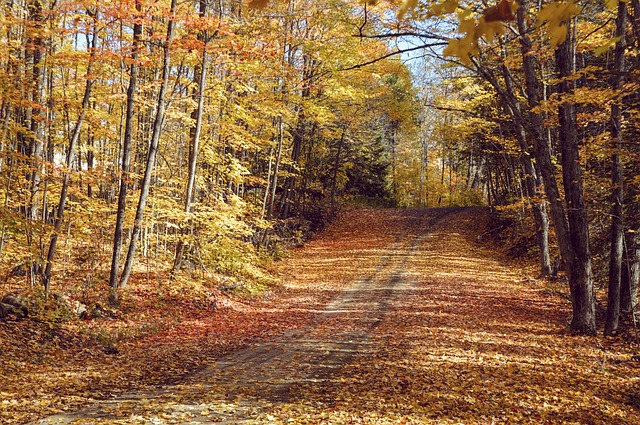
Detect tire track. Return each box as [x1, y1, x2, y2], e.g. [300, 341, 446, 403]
[32, 208, 462, 425]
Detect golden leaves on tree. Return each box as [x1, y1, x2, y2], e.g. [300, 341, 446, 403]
[534, 1, 581, 47]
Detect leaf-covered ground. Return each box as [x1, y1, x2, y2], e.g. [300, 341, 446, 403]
[5, 207, 640, 424]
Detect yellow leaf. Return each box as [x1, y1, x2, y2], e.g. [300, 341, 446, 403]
[594, 36, 622, 56]
[535, 1, 581, 29]
[443, 0, 459, 13]
[442, 40, 459, 58]
[443, 39, 473, 65]
[604, 0, 619, 10]
[429, 3, 444, 16]
[477, 18, 505, 42]
[457, 7, 475, 20]
[458, 17, 477, 35]
[399, 0, 419, 19]
[550, 24, 568, 46]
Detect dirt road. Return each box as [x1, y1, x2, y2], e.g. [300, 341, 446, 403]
[32, 208, 640, 424]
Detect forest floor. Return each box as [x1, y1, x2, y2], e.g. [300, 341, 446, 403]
[4, 207, 640, 424]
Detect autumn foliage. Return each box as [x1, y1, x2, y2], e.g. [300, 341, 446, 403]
[2, 0, 640, 423]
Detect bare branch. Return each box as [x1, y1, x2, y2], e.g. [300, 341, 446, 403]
[339, 43, 448, 71]
[353, 31, 449, 41]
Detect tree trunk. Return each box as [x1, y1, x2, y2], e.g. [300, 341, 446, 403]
[120, 0, 177, 288]
[512, 118, 552, 276]
[173, 0, 208, 272]
[267, 116, 284, 219]
[261, 145, 274, 220]
[26, 0, 46, 226]
[500, 53, 551, 276]
[621, 230, 640, 313]
[605, 0, 627, 336]
[507, 2, 595, 333]
[419, 137, 427, 207]
[555, 23, 596, 334]
[109, 0, 143, 295]
[329, 127, 346, 210]
[42, 8, 98, 293]
[279, 116, 304, 219]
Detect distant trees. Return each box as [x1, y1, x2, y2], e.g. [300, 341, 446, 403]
[394, 0, 640, 334]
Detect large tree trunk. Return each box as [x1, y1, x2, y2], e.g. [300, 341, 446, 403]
[278, 116, 304, 219]
[329, 127, 346, 210]
[555, 23, 596, 334]
[514, 1, 594, 333]
[512, 118, 552, 276]
[514, 1, 571, 279]
[470, 49, 552, 276]
[622, 229, 640, 313]
[279, 57, 315, 218]
[109, 0, 143, 297]
[605, 0, 627, 336]
[620, 0, 640, 313]
[119, 0, 178, 288]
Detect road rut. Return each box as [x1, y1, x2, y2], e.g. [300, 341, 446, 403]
[33, 208, 460, 424]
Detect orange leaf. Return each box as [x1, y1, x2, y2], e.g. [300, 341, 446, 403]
[484, 0, 516, 22]
[248, 0, 269, 9]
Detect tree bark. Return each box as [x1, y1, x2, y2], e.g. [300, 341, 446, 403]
[267, 116, 284, 219]
[500, 50, 551, 276]
[120, 0, 177, 288]
[605, 0, 627, 336]
[622, 229, 640, 313]
[109, 0, 143, 295]
[555, 23, 596, 334]
[329, 127, 346, 210]
[26, 0, 46, 225]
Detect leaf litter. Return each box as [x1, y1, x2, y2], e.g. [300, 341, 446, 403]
[4, 207, 640, 424]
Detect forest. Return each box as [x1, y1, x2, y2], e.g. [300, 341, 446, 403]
[1, 0, 640, 423]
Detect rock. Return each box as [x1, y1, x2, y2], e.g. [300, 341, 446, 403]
[0, 293, 28, 318]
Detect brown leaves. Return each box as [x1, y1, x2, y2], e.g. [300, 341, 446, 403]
[238, 208, 640, 423]
[8, 208, 640, 424]
[0, 274, 321, 423]
[247, 0, 269, 9]
[484, 0, 517, 22]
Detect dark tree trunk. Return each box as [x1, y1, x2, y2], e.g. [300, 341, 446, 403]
[329, 127, 346, 210]
[622, 230, 640, 313]
[279, 116, 304, 219]
[555, 24, 596, 334]
[513, 2, 594, 333]
[26, 0, 46, 225]
[605, 0, 627, 336]
[267, 117, 284, 219]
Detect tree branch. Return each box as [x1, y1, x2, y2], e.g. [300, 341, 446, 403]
[353, 31, 448, 41]
[339, 43, 448, 71]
